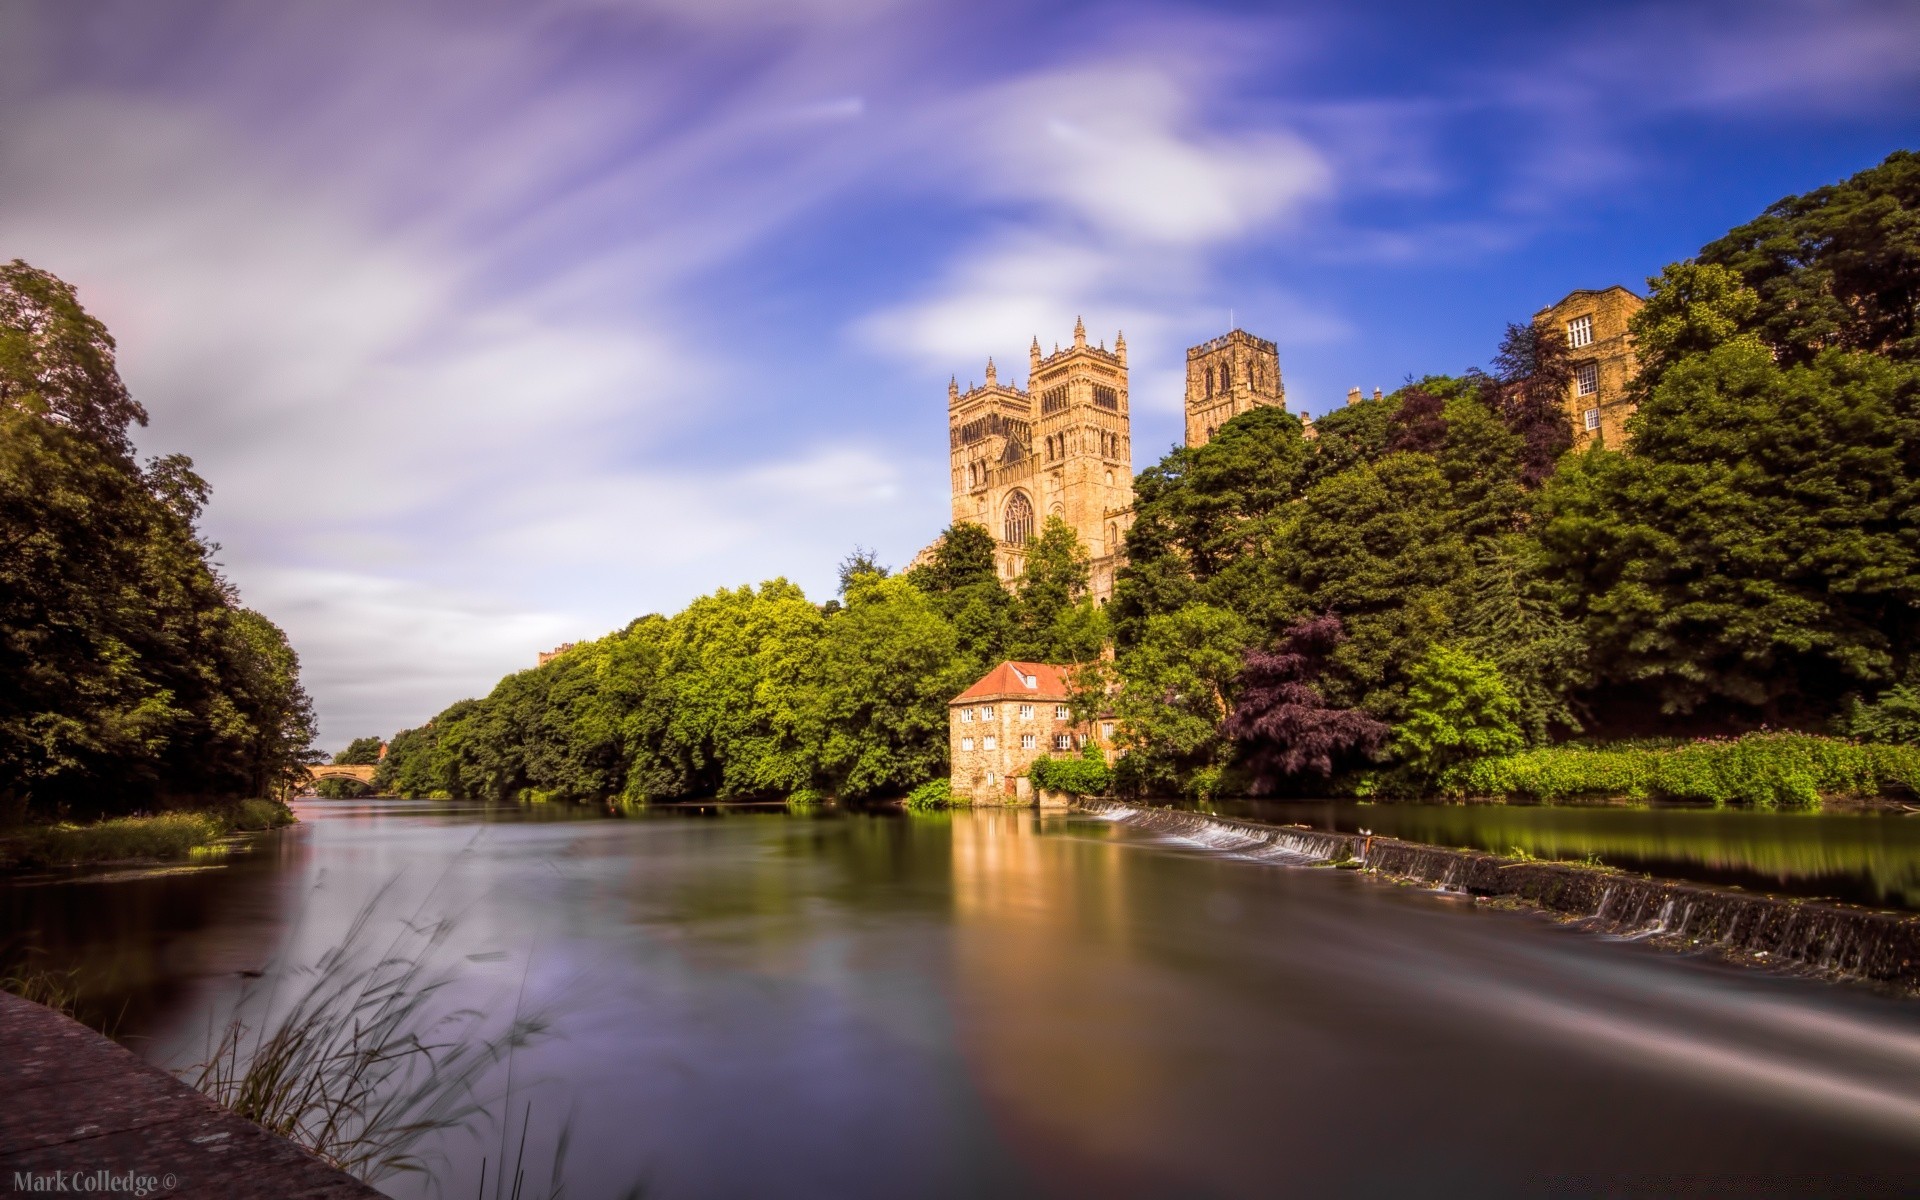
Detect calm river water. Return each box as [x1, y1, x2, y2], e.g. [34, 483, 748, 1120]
[8, 797, 1920, 1197]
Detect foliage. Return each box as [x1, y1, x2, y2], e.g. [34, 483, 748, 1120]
[1628, 261, 1764, 393]
[1225, 614, 1388, 788]
[0, 263, 316, 821]
[335, 736, 384, 765]
[0, 812, 225, 867]
[1536, 342, 1920, 720]
[1698, 149, 1920, 365]
[1028, 743, 1110, 796]
[1456, 536, 1587, 742]
[1007, 516, 1106, 664]
[1455, 732, 1920, 810]
[903, 778, 952, 810]
[1490, 320, 1575, 485]
[1841, 684, 1920, 745]
[1111, 604, 1250, 795]
[1391, 645, 1525, 782]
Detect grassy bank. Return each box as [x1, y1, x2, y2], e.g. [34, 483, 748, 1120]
[1450, 733, 1920, 809]
[0, 799, 294, 868]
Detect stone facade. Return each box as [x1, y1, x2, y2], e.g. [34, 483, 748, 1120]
[1538, 286, 1644, 448]
[949, 319, 1135, 604]
[1184, 329, 1285, 448]
[949, 661, 1111, 804]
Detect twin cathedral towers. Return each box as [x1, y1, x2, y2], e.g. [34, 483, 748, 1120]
[944, 318, 1285, 603]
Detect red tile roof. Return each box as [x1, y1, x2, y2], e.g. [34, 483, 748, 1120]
[952, 661, 1074, 704]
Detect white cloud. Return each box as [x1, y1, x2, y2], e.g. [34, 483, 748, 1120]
[959, 65, 1331, 245]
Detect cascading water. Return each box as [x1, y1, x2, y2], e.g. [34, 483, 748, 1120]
[1075, 800, 1920, 991]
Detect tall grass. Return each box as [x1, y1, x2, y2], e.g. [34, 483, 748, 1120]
[0, 800, 294, 868]
[189, 893, 554, 1186]
[1453, 732, 1920, 809]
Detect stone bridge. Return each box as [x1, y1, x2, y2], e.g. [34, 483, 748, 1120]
[304, 763, 378, 785]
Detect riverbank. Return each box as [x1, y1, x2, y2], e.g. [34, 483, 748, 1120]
[1083, 800, 1920, 993]
[0, 989, 378, 1197]
[0, 800, 294, 869]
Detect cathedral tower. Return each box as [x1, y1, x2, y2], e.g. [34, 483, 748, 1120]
[1185, 329, 1283, 448]
[948, 318, 1134, 602]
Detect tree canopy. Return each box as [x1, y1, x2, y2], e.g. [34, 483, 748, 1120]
[0, 263, 316, 819]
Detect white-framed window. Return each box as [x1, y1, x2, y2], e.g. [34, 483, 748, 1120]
[1054, 705, 1070, 720]
[1575, 362, 1599, 396]
[1101, 722, 1115, 741]
[1054, 733, 1072, 750]
[1584, 408, 1601, 432]
[1567, 314, 1593, 349]
[979, 705, 995, 721]
[986, 772, 996, 786]
[1077, 734, 1089, 747]
[960, 708, 974, 723]
[1019, 704, 1033, 720]
[1021, 734, 1036, 750]
[983, 736, 997, 751]
[961, 737, 974, 752]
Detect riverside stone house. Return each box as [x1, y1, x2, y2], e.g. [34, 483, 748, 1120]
[949, 661, 1111, 804]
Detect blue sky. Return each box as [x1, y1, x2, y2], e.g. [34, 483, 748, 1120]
[2, 0, 1916, 747]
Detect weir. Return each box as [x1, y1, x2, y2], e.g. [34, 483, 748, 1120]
[1078, 801, 1920, 991]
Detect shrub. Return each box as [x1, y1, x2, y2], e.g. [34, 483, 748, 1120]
[785, 787, 827, 813]
[903, 778, 952, 811]
[1454, 732, 1920, 809]
[1029, 746, 1111, 797]
[1391, 645, 1523, 782]
[227, 798, 295, 830]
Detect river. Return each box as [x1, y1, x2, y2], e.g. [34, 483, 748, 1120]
[7, 797, 1920, 1196]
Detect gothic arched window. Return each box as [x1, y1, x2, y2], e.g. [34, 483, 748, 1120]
[1221, 364, 1232, 390]
[1205, 367, 1215, 397]
[1003, 491, 1034, 545]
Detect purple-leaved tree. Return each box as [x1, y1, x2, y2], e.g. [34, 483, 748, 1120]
[1225, 614, 1389, 790]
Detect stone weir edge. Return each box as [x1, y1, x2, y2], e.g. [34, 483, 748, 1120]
[1072, 800, 1920, 993]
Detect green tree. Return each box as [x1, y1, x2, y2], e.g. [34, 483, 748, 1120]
[1391, 645, 1524, 783]
[1700, 150, 1920, 365]
[1112, 603, 1251, 795]
[1009, 516, 1106, 664]
[1537, 341, 1920, 720]
[335, 736, 384, 765]
[1628, 260, 1765, 393]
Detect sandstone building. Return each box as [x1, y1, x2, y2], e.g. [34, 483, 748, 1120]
[948, 319, 1135, 603]
[1184, 329, 1285, 448]
[1538, 286, 1644, 447]
[949, 661, 1110, 804]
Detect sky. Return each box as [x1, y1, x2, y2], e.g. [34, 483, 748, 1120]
[2, 0, 1917, 748]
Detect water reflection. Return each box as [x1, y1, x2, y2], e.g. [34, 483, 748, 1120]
[1207, 798, 1920, 910]
[5, 800, 1920, 1197]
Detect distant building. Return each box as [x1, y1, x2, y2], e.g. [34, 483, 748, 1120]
[538, 642, 576, 667]
[949, 661, 1112, 805]
[1537, 286, 1645, 447]
[1184, 329, 1285, 448]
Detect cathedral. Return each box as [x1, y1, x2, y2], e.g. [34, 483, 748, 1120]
[943, 319, 1287, 603]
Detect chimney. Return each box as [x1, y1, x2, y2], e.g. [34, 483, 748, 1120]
[1373, 387, 1382, 401]
[1347, 387, 1362, 406]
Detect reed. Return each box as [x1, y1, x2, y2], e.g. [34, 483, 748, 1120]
[189, 894, 553, 1186]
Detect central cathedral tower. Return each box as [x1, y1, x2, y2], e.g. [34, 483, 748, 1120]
[948, 318, 1134, 602]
